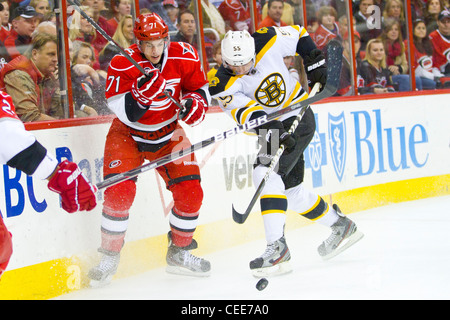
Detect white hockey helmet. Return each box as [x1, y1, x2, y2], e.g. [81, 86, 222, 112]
[221, 30, 255, 68]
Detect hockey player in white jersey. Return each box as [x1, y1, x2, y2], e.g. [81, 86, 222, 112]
[209, 27, 363, 277]
[0, 90, 98, 278]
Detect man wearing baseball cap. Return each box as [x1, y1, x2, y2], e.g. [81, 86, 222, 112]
[4, 6, 38, 60]
[429, 9, 450, 79]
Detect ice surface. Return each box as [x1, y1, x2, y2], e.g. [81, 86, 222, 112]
[54, 195, 450, 300]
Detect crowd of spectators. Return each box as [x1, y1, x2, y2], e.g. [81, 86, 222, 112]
[0, 0, 449, 123]
[305, 0, 450, 95]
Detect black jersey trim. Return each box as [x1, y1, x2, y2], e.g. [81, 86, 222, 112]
[6, 140, 47, 176]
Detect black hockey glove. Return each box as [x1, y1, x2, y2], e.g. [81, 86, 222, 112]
[257, 120, 296, 151]
[304, 49, 327, 89]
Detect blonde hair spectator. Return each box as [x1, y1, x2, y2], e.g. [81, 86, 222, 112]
[364, 38, 387, 68]
[69, 6, 96, 41]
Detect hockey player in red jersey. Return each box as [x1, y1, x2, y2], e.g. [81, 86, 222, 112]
[0, 90, 97, 279]
[88, 13, 211, 287]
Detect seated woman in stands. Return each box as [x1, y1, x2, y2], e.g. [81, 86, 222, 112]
[379, 18, 417, 91]
[68, 5, 100, 69]
[412, 19, 444, 89]
[99, 14, 134, 71]
[71, 41, 109, 116]
[358, 38, 396, 94]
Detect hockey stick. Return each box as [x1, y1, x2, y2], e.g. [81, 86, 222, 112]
[232, 40, 343, 224]
[95, 40, 343, 190]
[232, 83, 321, 224]
[67, 0, 184, 111]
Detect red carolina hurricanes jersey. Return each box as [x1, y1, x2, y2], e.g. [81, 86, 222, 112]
[429, 30, 450, 73]
[311, 24, 338, 50]
[218, 0, 261, 32]
[0, 90, 19, 121]
[105, 42, 207, 132]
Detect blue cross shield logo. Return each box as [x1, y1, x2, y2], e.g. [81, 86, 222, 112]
[328, 112, 347, 182]
[305, 113, 327, 188]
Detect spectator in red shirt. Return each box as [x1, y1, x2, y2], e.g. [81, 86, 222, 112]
[80, 0, 115, 53]
[0, 1, 11, 67]
[429, 9, 450, 77]
[4, 6, 38, 61]
[311, 6, 339, 50]
[218, 0, 261, 33]
[0, 0, 11, 42]
[257, 0, 287, 29]
[106, 0, 132, 33]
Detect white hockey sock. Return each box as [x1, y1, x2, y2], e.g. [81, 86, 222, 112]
[263, 212, 287, 243]
[315, 203, 340, 227]
[253, 166, 288, 243]
[285, 184, 339, 227]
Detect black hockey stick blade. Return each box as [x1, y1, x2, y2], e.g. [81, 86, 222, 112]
[232, 178, 267, 224]
[322, 39, 344, 94]
[231, 204, 248, 224]
[231, 41, 343, 224]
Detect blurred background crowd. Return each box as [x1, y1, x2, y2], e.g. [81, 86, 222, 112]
[0, 0, 448, 122]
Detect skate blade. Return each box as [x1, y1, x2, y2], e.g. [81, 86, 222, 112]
[251, 261, 292, 278]
[166, 265, 211, 277]
[320, 230, 364, 261]
[89, 275, 113, 288]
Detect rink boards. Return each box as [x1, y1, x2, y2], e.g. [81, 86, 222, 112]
[0, 92, 449, 299]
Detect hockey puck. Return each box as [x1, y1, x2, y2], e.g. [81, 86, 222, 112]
[256, 278, 268, 291]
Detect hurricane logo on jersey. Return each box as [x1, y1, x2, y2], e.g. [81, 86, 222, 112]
[445, 48, 450, 63]
[328, 112, 347, 182]
[179, 42, 196, 58]
[418, 55, 433, 71]
[255, 73, 286, 107]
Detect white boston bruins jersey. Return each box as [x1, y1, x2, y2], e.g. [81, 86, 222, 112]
[209, 26, 315, 125]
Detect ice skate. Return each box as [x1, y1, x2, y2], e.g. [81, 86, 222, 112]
[166, 232, 211, 277]
[318, 204, 364, 260]
[250, 236, 292, 278]
[88, 250, 120, 288]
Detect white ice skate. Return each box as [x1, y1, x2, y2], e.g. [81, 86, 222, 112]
[166, 232, 211, 277]
[88, 250, 120, 288]
[250, 236, 292, 278]
[318, 204, 364, 260]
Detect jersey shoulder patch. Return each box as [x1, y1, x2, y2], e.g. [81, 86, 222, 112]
[169, 41, 199, 60]
[208, 65, 240, 97]
[253, 27, 278, 56]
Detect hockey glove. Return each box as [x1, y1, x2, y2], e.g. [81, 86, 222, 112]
[131, 70, 166, 106]
[48, 160, 98, 213]
[257, 120, 296, 151]
[179, 92, 207, 127]
[304, 49, 327, 89]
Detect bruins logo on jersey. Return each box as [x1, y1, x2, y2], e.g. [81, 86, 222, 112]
[255, 73, 286, 107]
[210, 76, 220, 87]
